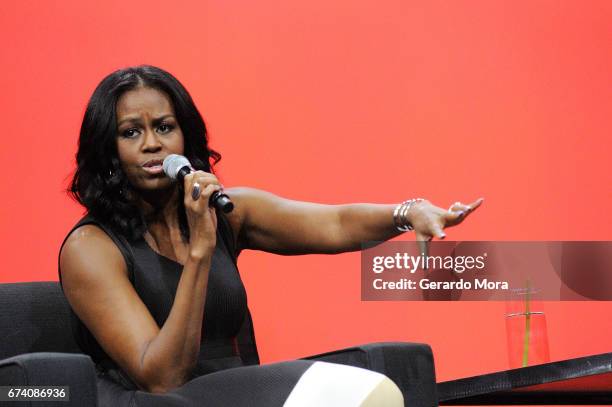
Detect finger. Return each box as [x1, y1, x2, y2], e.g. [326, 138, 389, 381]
[191, 181, 202, 201]
[200, 183, 223, 203]
[443, 210, 466, 225]
[416, 237, 429, 270]
[448, 202, 471, 213]
[466, 197, 484, 212]
[185, 177, 220, 203]
[184, 172, 196, 197]
[431, 223, 446, 240]
[190, 171, 220, 185]
[448, 198, 484, 215]
[184, 172, 220, 196]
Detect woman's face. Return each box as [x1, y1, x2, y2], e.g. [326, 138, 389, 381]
[115, 86, 184, 193]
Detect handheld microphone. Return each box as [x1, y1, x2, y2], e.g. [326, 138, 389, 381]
[162, 154, 234, 213]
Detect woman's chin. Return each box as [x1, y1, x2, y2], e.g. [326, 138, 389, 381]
[134, 178, 176, 192]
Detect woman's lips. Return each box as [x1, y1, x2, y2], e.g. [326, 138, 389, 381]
[142, 164, 164, 175]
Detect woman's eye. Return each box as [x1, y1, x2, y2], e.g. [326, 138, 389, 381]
[122, 128, 140, 138]
[158, 123, 174, 133]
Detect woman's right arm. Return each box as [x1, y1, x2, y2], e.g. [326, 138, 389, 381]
[60, 225, 211, 393]
[60, 177, 222, 394]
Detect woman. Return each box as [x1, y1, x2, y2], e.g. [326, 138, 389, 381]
[59, 65, 482, 406]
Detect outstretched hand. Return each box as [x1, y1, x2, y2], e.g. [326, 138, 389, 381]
[407, 198, 484, 242]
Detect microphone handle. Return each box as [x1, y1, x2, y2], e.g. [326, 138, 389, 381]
[177, 165, 234, 213]
[210, 191, 234, 213]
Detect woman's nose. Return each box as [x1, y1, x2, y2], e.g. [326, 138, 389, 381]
[141, 128, 162, 151]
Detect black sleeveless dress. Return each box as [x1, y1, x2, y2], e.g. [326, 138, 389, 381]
[58, 213, 316, 407]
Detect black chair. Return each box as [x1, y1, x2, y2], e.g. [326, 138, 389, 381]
[0, 282, 439, 406]
[0, 281, 97, 406]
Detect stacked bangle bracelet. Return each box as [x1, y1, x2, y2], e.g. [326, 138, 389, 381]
[393, 198, 424, 232]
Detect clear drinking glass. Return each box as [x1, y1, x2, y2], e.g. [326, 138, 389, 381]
[505, 286, 551, 369]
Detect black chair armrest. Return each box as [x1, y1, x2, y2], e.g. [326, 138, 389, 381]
[437, 352, 612, 405]
[0, 352, 97, 407]
[302, 342, 438, 407]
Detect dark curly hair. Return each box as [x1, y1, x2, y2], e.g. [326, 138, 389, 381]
[69, 65, 221, 241]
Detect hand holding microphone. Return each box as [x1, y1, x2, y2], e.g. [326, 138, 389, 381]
[162, 154, 234, 213]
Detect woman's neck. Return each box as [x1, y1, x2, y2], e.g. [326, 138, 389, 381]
[136, 186, 181, 232]
[134, 186, 189, 260]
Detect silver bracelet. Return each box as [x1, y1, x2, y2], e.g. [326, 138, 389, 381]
[393, 198, 424, 232]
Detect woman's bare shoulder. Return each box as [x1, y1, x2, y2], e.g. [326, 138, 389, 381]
[60, 223, 128, 281]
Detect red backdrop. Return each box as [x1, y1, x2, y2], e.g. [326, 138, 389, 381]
[1, 0, 610, 382]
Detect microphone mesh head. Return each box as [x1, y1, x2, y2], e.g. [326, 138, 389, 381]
[162, 154, 191, 180]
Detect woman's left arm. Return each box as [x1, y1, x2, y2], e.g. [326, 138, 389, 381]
[225, 187, 483, 255]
